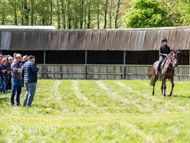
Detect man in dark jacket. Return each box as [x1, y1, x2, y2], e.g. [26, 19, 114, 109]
[156, 37, 171, 75]
[22, 55, 39, 107]
[0, 57, 6, 93]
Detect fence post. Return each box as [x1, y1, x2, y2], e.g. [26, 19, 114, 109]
[123, 51, 126, 79]
[85, 50, 88, 79]
[44, 50, 46, 79]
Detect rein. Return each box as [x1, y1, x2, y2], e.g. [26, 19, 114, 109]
[166, 54, 173, 70]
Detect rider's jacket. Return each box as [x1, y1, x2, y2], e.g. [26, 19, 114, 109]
[159, 45, 170, 57]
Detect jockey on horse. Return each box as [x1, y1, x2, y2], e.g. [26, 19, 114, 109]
[150, 37, 180, 97]
[155, 37, 171, 75]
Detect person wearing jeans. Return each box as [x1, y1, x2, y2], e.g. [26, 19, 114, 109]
[10, 54, 22, 106]
[1, 57, 11, 92]
[22, 55, 39, 107]
[0, 58, 6, 94]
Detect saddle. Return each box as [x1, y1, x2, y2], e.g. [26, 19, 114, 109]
[155, 57, 168, 71]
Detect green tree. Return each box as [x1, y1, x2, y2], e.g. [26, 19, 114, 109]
[178, 0, 190, 25]
[123, 0, 172, 28]
[0, 0, 127, 29]
[0, 0, 8, 25]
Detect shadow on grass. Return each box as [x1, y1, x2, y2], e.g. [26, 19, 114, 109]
[172, 95, 190, 98]
[0, 96, 9, 104]
[34, 104, 49, 108]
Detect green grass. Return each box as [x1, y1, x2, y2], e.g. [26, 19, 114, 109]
[0, 79, 190, 142]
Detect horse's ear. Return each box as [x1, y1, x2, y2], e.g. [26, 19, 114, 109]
[176, 51, 180, 55]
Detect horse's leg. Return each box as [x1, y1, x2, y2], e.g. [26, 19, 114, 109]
[152, 74, 158, 95]
[152, 82, 155, 95]
[168, 78, 174, 97]
[161, 77, 163, 96]
[163, 78, 166, 97]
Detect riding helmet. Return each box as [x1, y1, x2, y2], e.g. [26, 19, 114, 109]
[161, 37, 167, 42]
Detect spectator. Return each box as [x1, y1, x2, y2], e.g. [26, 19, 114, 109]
[1, 58, 11, 92]
[13, 53, 18, 61]
[21, 55, 28, 87]
[22, 55, 39, 107]
[8, 57, 13, 64]
[0, 58, 6, 94]
[7, 56, 13, 90]
[0, 54, 3, 64]
[21, 55, 28, 65]
[10, 54, 22, 106]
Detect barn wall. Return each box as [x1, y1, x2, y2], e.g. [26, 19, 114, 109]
[2, 50, 189, 65]
[37, 64, 189, 81]
[2, 50, 189, 81]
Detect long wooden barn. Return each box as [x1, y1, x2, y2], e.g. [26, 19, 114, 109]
[0, 26, 190, 81]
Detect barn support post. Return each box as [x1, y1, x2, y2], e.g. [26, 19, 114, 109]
[85, 50, 88, 79]
[43, 50, 46, 79]
[123, 51, 126, 79]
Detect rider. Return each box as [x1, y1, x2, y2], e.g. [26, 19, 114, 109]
[156, 37, 170, 75]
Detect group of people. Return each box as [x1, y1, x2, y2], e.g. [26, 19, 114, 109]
[0, 53, 39, 107]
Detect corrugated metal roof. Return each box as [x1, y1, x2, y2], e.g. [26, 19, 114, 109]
[0, 26, 190, 51]
[0, 25, 56, 30]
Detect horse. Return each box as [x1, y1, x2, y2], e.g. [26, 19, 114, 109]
[150, 50, 180, 97]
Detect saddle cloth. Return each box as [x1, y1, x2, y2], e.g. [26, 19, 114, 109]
[155, 57, 168, 71]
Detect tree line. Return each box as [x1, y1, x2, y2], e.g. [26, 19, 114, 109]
[0, 0, 130, 29]
[0, 0, 189, 29]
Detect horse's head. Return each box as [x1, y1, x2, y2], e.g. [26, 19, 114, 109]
[170, 50, 180, 68]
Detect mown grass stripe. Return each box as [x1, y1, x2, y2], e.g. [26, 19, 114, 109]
[115, 81, 162, 102]
[94, 80, 143, 113]
[71, 80, 100, 110]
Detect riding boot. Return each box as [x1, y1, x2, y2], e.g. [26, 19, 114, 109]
[157, 62, 162, 75]
[156, 66, 160, 75]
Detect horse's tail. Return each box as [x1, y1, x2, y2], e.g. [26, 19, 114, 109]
[150, 66, 158, 86]
[150, 76, 158, 86]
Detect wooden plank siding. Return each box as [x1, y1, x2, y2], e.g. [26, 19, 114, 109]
[1, 27, 190, 51]
[37, 64, 189, 81]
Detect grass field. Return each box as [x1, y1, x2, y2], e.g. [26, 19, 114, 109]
[0, 79, 190, 143]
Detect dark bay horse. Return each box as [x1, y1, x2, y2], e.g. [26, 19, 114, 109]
[150, 51, 180, 97]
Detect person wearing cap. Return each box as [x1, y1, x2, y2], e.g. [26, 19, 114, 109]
[156, 37, 171, 75]
[22, 55, 39, 107]
[10, 54, 22, 106]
